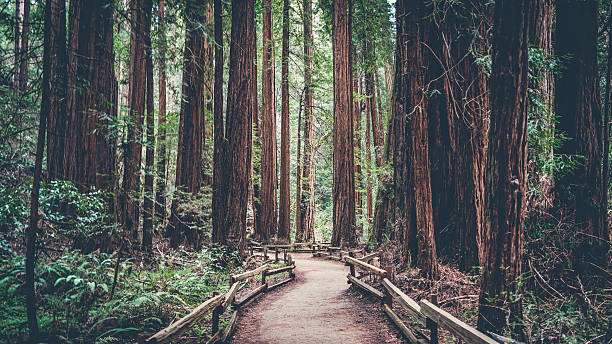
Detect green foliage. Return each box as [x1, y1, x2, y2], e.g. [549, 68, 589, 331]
[39, 180, 118, 250]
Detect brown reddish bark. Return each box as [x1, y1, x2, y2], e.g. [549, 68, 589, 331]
[354, 74, 363, 234]
[365, 43, 383, 168]
[331, 0, 356, 247]
[220, 0, 255, 255]
[260, 0, 278, 242]
[278, 0, 291, 242]
[142, 0, 154, 250]
[155, 0, 168, 225]
[168, 0, 211, 248]
[364, 73, 373, 222]
[394, 0, 438, 279]
[477, 0, 529, 337]
[603, 10, 611, 246]
[46, 0, 68, 181]
[298, 0, 316, 242]
[18, 0, 29, 91]
[212, 0, 225, 243]
[555, 0, 608, 263]
[294, 90, 304, 240]
[123, 0, 146, 242]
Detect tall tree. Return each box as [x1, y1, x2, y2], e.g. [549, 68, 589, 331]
[212, 0, 225, 243]
[168, 0, 212, 248]
[365, 42, 383, 168]
[331, 0, 357, 247]
[364, 74, 373, 221]
[477, 0, 529, 337]
[155, 0, 168, 225]
[142, 0, 155, 250]
[278, 0, 291, 242]
[123, 0, 147, 242]
[394, 0, 438, 278]
[46, 0, 68, 181]
[555, 0, 608, 263]
[18, 0, 29, 91]
[298, 0, 316, 242]
[217, 0, 255, 255]
[260, 0, 278, 242]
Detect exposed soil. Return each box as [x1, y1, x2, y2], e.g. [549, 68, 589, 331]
[229, 253, 405, 344]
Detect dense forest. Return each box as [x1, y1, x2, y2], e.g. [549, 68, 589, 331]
[0, 0, 610, 343]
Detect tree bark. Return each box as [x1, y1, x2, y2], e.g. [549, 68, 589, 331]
[555, 0, 608, 263]
[220, 0, 255, 256]
[155, 0, 168, 226]
[123, 0, 146, 242]
[294, 90, 303, 241]
[260, 0, 278, 242]
[142, 0, 154, 250]
[394, 0, 438, 279]
[331, 0, 357, 247]
[278, 0, 291, 242]
[45, 0, 67, 181]
[18, 0, 29, 92]
[364, 73, 373, 222]
[299, 0, 316, 242]
[212, 0, 225, 244]
[169, 0, 211, 248]
[477, 0, 529, 337]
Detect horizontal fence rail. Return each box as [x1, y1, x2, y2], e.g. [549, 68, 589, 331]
[141, 247, 296, 344]
[344, 256, 522, 344]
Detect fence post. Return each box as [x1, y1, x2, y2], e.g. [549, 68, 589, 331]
[283, 249, 287, 263]
[275, 247, 279, 262]
[427, 293, 438, 344]
[211, 291, 221, 335]
[249, 245, 254, 257]
[348, 251, 356, 277]
[264, 247, 268, 261]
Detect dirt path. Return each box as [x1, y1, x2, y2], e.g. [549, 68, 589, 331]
[229, 253, 405, 344]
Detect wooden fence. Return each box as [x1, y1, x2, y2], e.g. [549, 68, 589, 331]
[140, 251, 296, 344]
[344, 256, 522, 344]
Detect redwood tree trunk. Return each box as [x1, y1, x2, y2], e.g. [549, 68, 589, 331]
[13, 0, 21, 91]
[123, 0, 146, 242]
[278, 0, 291, 242]
[394, 0, 438, 279]
[18, 0, 29, 91]
[260, 0, 278, 242]
[331, 0, 357, 247]
[555, 0, 608, 263]
[299, 0, 316, 242]
[220, 0, 255, 255]
[45, 0, 67, 181]
[212, 0, 225, 244]
[142, 0, 154, 250]
[477, 0, 529, 337]
[169, 0, 211, 248]
[155, 0, 168, 226]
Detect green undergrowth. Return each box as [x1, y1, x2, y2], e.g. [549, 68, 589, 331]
[0, 244, 248, 343]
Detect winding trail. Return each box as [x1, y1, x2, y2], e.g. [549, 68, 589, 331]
[230, 253, 405, 344]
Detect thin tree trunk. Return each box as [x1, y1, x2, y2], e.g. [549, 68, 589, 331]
[13, 0, 21, 91]
[603, 10, 611, 241]
[142, 0, 154, 250]
[477, 0, 529, 337]
[212, 0, 225, 244]
[260, 0, 278, 242]
[18, 0, 29, 91]
[294, 90, 304, 241]
[278, 0, 291, 242]
[155, 0, 168, 226]
[221, 0, 255, 256]
[364, 73, 373, 222]
[331, 0, 356, 247]
[299, 0, 315, 242]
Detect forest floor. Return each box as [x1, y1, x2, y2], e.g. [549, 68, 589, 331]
[230, 253, 405, 344]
